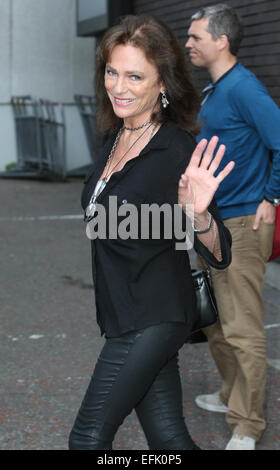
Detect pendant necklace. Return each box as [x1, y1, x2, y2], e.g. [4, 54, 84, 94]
[84, 122, 153, 223]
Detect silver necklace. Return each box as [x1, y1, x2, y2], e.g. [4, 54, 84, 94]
[84, 123, 152, 222]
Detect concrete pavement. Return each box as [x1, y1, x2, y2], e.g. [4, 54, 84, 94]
[0, 178, 279, 450]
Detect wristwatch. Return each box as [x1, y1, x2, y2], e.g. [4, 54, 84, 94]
[264, 195, 280, 207]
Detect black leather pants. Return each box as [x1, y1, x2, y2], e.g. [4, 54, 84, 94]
[69, 322, 200, 450]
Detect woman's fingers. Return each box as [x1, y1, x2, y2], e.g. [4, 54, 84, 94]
[187, 138, 208, 170]
[199, 136, 219, 170]
[208, 143, 226, 174]
[216, 160, 235, 183]
[187, 136, 225, 172]
[183, 135, 234, 185]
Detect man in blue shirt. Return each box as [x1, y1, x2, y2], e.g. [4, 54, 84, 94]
[186, 3, 280, 450]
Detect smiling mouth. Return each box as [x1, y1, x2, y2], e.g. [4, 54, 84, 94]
[114, 97, 135, 106]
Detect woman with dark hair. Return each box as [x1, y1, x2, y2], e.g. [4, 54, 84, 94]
[94, 15, 200, 136]
[69, 15, 234, 451]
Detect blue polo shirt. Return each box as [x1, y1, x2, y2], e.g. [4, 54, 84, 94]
[198, 62, 280, 219]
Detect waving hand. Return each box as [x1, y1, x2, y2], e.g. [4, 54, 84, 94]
[178, 136, 235, 215]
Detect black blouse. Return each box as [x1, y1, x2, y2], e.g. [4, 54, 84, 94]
[81, 122, 232, 338]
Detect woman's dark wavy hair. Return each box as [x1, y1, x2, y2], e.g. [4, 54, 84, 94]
[94, 15, 200, 135]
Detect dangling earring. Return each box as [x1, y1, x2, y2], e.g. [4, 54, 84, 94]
[161, 91, 169, 108]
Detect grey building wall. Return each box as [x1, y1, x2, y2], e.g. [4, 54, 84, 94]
[0, 0, 96, 171]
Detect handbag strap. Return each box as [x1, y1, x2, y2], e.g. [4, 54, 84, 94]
[197, 253, 210, 272]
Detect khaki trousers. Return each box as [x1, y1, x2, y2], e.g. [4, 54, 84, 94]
[204, 214, 275, 441]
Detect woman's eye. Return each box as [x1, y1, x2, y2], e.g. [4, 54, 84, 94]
[106, 69, 116, 76]
[130, 75, 141, 81]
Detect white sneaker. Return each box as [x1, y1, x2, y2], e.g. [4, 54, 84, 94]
[225, 434, 256, 450]
[195, 391, 228, 413]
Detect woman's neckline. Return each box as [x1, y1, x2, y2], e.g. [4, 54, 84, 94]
[98, 122, 162, 183]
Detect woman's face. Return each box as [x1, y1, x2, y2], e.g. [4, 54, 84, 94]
[104, 44, 164, 125]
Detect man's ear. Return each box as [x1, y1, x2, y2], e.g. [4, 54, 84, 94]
[218, 34, 229, 52]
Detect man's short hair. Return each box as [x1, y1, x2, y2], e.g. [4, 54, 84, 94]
[191, 3, 244, 55]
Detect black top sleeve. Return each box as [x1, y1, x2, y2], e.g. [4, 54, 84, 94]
[194, 198, 232, 269]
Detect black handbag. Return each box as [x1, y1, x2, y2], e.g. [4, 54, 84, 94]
[187, 268, 218, 344]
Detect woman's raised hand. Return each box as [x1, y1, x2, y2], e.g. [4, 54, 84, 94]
[178, 136, 235, 215]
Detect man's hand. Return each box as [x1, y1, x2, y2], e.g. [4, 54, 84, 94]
[253, 200, 276, 230]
